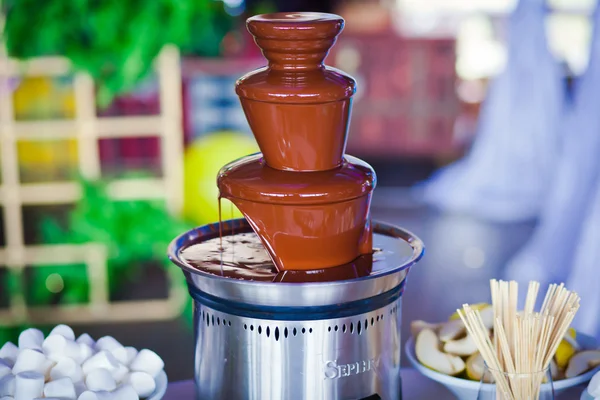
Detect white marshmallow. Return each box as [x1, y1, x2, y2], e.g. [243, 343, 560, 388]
[111, 364, 129, 384]
[42, 359, 56, 381]
[73, 381, 87, 397]
[17, 329, 44, 352]
[126, 372, 155, 398]
[0, 343, 18, 366]
[11, 349, 47, 375]
[0, 360, 13, 371]
[85, 369, 116, 392]
[0, 361, 11, 374]
[0, 363, 11, 379]
[589, 371, 600, 397]
[82, 351, 118, 375]
[43, 377, 76, 399]
[125, 349, 137, 366]
[0, 374, 15, 396]
[129, 350, 163, 378]
[75, 334, 95, 348]
[111, 384, 139, 400]
[76, 344, 94, 365]
[49, 325, 76, 341]
[77, 391, 111, 400]
[14, 371, 44, 400]
[110, 348, 136, 367]
[50, 358, 83, 383]
[43, 335, 81, 362]
[95, 337, 123, 354]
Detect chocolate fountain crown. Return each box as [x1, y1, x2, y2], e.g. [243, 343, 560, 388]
[246, 13, 344, 71]
[236, 13, 356, 172]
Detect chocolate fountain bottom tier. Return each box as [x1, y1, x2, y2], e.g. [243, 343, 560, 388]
[180, 225, 409, 283]
[169, 218, 424, 307]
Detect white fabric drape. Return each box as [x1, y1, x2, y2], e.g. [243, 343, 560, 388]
[422, 0, 564, 222]
[542, 4, 600, 340]
[505, 3, 600, 305]
[567, 182, 600, 339]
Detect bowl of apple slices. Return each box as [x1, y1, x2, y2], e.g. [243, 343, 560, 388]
[405, 304, 600, 400]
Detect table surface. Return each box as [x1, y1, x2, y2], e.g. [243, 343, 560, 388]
[164, 369, 587, 399]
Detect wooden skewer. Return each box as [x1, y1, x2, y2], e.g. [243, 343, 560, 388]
[524, 281, 539, 315]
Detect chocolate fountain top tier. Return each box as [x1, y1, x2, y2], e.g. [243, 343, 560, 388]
[245, 13, 346, 73]
[237, 13, 356, 172]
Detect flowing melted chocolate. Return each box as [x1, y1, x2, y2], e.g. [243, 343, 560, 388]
[215, 13, 376, 275]
[181, 231, 396, 283]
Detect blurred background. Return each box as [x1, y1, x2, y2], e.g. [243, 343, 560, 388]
[1, 0, 599, 381]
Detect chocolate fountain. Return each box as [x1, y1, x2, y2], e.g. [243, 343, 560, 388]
[169, 13, 425, 400]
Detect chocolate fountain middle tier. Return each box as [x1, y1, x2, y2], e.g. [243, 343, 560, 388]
[218, 153, 376, 271]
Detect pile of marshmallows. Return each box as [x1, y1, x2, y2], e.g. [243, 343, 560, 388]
[0, 325, 164, 400]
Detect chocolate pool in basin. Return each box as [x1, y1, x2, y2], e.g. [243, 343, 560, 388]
[168, 12, 425, 400]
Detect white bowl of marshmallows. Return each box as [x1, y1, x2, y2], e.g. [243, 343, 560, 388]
[0, 325, 167, 400]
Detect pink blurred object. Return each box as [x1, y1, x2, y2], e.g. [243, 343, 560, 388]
[96, 81, 163, 177]
[328, 31, 460, 157]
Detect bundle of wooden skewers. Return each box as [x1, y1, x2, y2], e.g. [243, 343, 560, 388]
[458, 280, 581, 400]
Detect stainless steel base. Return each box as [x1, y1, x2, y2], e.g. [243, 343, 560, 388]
[193, 297, 402, 400]
[169, 219, 424, 400]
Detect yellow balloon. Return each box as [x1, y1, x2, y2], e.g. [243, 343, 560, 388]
[183, 132, 259, 225]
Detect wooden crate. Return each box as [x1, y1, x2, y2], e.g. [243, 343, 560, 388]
[328, 31, 461, 158]
[0, 46, 187, 325]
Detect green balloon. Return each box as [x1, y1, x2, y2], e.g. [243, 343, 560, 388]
[183, 132, 259, 225]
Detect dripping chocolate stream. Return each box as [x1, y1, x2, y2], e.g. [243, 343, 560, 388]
[218, 196, 222, 250]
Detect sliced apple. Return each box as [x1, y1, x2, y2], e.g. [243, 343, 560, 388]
[444, 333, 479, 356]
[565, 350, 600, 378]
[549, 359, 563, 381]
[411, 320, 440, 338]
[479, 306, 494, 330]
[440, 306, 493, 342]
[439, 319, 465, 342]
[465, 352, 486, 381]
[416, 328, 465, 376]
